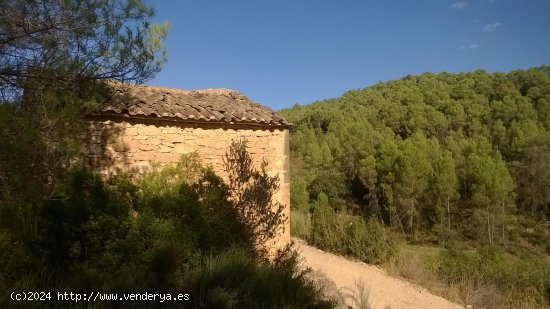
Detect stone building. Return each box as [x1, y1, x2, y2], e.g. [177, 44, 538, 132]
[83, 82, 290, 252]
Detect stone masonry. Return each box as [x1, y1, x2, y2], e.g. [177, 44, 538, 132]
[83, 83, 291, 254]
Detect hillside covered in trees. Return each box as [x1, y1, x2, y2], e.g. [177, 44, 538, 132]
[283, 67, 550, 253]
[282, 67, 550, 306]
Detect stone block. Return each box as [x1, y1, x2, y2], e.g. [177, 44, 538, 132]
[161, 141, 175, 148]
[197, 139, 222, 149]
[165, 134, 186, 143]
[174, 144, 191, 154]
[163, 126, 177, 134]
[137, 125, 159, 136]
[138, 142, 156, 151]
[155, 152, 174, 163]
[123, 139, 140, 152]
[144, 138, 161, 146]
[193, 128, 209, 136]
[254, 141, 270, 150]
[133, 135, 149, 140]
[125, 127, 138, 136]
[134, 151, 155, 161]
[111, 139, 128, 152]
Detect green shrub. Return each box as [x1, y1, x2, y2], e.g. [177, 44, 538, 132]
[310, 203, 396, 264]
[185, 248, 335, 308]
[2, 150, 332, 309]
[437, 246, 550, 306]
[2, 155, 249, 296]
[290, 176, 310, 212]
[291, 209, 312, 239]
[37, 166, 133, 265]
[0, 230, 11, 295]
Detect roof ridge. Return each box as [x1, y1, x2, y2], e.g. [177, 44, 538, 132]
[110, 81, 241, 96]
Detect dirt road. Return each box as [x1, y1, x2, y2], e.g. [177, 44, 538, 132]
[294, 239, 463, 309]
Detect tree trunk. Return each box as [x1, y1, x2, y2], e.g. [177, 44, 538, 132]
[409, 200, 414, 233]
[447, 196, 451, 231]
[486, 206, 493, 245]
[501, 200, 506, 246]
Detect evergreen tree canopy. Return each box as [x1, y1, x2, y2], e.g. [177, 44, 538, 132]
[0, 0, 169, 206]
[282, 67, 550, 250]
[0, 0, 169, 102]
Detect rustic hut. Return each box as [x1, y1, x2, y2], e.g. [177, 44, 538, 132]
[83, 82, 290, 252]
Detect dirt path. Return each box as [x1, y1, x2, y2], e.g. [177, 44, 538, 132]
[294, 238, 463, 309]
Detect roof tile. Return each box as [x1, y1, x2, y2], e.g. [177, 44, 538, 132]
[91, 82, 289, 127]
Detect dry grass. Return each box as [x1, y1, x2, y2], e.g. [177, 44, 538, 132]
[382, 244, 549, 309]
[339, 279, 372, 309]
[309, 272, 374, 309]
[290, 209, 311, 239]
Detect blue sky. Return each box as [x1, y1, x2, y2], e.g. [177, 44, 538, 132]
[148, 0, 550, 110]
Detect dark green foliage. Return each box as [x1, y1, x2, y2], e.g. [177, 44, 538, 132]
[3, 155, 248, 298]
[1, 151, 330, 308]
[290, 176, 310, 212]
[282, 66, 550, 253]
[284, 67, 550, 307]
[137, 154, 249, 254]
[0, 0, 169, 228]
[437, 246, 550, 305]
[308, 169, 349, 211]
[37, 167, 129, 264]
[1, 0, 169, 101]
[310, 200, 396, 264]
[185, 248, 335, 308]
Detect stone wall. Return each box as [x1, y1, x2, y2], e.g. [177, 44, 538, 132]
[84, 116, 290, 253]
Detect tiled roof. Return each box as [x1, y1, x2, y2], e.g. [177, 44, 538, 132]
[90, 82, 289, 127]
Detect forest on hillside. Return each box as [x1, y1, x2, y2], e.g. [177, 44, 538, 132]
[283, 67, 550, 253]
[282, 67, 550, 306]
